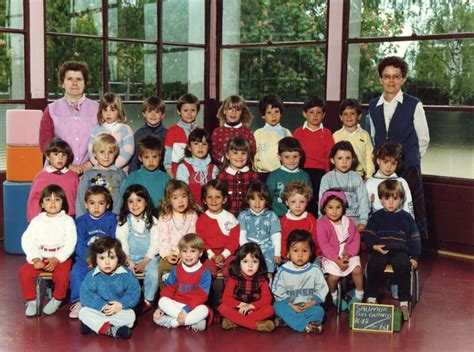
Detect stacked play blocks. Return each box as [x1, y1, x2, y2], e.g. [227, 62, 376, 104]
[3, 110, 43, 254]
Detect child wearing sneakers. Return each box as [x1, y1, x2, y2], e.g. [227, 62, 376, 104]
[69, 186, 117, 319]
[19, 185, 77, 316]
[153, 233, 212, 332]
[79, 237, 140, 339]
[364, 179, 421, 320]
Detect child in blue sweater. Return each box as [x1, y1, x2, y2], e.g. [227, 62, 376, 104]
[79, 237, 140, 339]
[69, 186, 117, 318]
[364, 179, 421, 320]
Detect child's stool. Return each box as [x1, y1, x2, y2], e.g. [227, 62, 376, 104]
[35, 272, 54, 316]
[3, 181, 31, 254]
[6, 146, 43, 182]
[6, 109, 42, 146]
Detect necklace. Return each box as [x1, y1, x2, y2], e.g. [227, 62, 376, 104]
[171, 214, 187, 231]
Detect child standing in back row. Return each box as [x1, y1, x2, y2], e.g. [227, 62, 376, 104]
[333, 99, 374, 179]
[164, 93, 200, 178]
[211, 95, 256, 168]
[253, 94, 292, 181]
[88, 93, 134, 171]
[129, 96, 168, 173]
[293, 96, 335, 211]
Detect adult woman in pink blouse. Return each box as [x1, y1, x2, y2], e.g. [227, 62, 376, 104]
[39, 61, 98, 175]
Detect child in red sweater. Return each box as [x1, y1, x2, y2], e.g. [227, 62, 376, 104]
[196, 179, 240, 278]
[280, 180, 319, 259]
[218, 243, 275, 332]
[293, 96, 334, 212]
[153, 233, 212, 331]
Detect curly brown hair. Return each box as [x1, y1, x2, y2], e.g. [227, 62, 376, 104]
[57, 61, 90, 86]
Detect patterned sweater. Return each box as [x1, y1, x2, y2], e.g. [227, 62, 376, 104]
[211, 123, 256, 167]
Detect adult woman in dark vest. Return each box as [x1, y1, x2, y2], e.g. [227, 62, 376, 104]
[39, 61, 99, 175]
[368, 56, 430, 237]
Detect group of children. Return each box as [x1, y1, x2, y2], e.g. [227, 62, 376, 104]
[19, 91, 421, 338]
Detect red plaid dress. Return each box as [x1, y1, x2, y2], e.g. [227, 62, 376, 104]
[217, 166, 259, 216]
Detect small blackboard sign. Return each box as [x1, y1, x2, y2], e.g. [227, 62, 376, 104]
[351, 302, 395, 333]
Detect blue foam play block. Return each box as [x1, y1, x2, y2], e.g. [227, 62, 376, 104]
[3, 181, 31, 254]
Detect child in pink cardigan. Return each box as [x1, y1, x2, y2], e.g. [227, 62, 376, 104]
[317, 190, 363, 310]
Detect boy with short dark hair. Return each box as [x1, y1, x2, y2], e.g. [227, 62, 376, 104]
[121, 135, 170, 208]
[266, 137, 311, 216]
[293, 96, 334, 210]
[164, 93, 200, 178]
[333, 98, 374, 179]
[363, 179, 421, 320]
[129, 96, 168, 173]
[253, 94, 292, 181]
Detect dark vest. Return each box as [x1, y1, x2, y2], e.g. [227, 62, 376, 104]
[369, 93, 420, 167]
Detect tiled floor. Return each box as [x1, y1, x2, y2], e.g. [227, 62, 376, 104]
[1, 247, 473, 352]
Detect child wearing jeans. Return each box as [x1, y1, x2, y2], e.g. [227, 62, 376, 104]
[19, 185, 77, 316]
[153, 233, 212, 332]
[364, 179, 421, 320]
[272, 230, 328, 334]
[69, 186, 117, 318]
[27, 138, 79, 222]
[79, 237, 140, 339]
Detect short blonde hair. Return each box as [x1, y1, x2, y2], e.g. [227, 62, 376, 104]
[178, 233, 205, 252]
[92, 133, 119, 154]
[282, 180, 313, 203]
[378, 179, 405, 202]
[216, 95, 253, 127]
[98, 92, 126, 124]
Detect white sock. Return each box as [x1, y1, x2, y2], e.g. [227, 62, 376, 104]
[355, 289, 364, 300]
[367, 297, 377, 303]
[171, 319, 179, 328]
[400, 301, 409, 307]
[331, 291, 338, 300]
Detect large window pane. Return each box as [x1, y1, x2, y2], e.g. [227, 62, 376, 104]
[349, 0, 474, 38]
[46, 0, 102, 35]
[346, 39, 474, 105]
[0, 104, 24, 170]
[0, 33, 24, 100]
[47, 36, 103, 100]
[421, 110, 473, 179]
[108, 42, 157, 101]
[223, 0, 327, 45]
[162, 46, 204, 101]
[108, 0, 157, 41]
[221, 46, 325, 101]
[163, 0, 205, 44]
[0, 1, 23, 29]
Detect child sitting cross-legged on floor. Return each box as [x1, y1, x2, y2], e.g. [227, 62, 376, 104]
[153, 233, 212, 332]
[79, 237, 140, 339]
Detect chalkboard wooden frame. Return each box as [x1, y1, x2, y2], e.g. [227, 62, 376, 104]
[351, 302, 395, 333]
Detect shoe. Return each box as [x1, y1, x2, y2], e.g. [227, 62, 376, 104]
[274, 317, 287, 328]
[222, 318, 237, 330]
[109, 325, 131, 339]
[191, 319, 207, 332]
[42, 298, 62, 315]
[391, 285, 399, 300]
[79, 321, 94, 335]
[348, 296, 362, 309]
[25, 300, 37, 317]
[256, 320, 275, 332]
[154, 315, 174, 329]
[69, 302, 83, 319]
[333, 298, 348, 311]
[400, 305, 410, 321]
[305, 322, 323, 334]
[141, 300, 153, 313]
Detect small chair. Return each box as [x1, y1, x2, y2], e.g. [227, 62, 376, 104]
[384, 264, 420, 304]
[35, 272, 54, 316]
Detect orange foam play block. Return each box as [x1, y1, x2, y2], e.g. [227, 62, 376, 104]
[6, 146, 43, 182]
